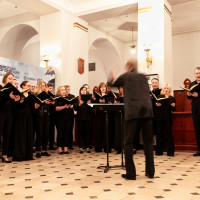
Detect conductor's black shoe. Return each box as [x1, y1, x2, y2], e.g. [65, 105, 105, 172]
[145, 173, 154, 179]
[193, 151, 200, 156]
[121, 174, 136, 180]
[41, 152, 51, 156]
[36, 153, 41, 158]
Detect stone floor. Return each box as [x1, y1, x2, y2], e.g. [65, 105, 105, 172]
[0, 148, 200, 200]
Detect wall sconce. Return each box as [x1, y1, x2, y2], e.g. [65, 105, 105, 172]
[144, 45, 152, 68]
[43, 55, 51, 68]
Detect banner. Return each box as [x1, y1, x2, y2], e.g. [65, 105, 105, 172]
[0, 57, 55, 88]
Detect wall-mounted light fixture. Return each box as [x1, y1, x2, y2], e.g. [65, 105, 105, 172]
[43, 55, 51, 68]
[144, 44, 152, 68]
[130, 28, 136, 54]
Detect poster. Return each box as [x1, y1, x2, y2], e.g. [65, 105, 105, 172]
[0, 57, 55, 88]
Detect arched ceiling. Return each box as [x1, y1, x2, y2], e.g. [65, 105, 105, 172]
[0, 0, 200, 41]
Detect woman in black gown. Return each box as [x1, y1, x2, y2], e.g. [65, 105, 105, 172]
[12, 81, 40, 161]
[155, 83, 176, 156]
[0, 72, 20, 163]
[55, 86, 71, 154]
[34, 80, 51, 158]
[74, 86, 94, 153]
[64, 85, 75, 150]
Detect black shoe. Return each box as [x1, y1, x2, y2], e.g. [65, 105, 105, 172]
[80, 150, 83, 154]
[155, 153, 163, 156]
[41, 152, 51, 156]
[121, 174, 136, 180]
[167, 153, 174, 157]
[87, 150, 91, 153]
[1, 157, 12, 163]
[193, 151, 200, 156]
[36, 153, 41, 158]
[58, 152, 63, 155]
[145, 173, 154, 179]
[133, 149, 137, 155]
[116, 150, 121, 154]
[63, 151, 69, 154]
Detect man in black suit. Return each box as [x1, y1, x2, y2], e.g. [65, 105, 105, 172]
[187, 67, 200, 156]
[108, 59, 155, 180]
[150, 78, 161, 136]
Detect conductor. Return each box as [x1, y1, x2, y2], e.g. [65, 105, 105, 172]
[107, 59, 155, 180]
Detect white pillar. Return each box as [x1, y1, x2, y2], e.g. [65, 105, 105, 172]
[40, 11, 89, 95]
[138, 0, 172, 88]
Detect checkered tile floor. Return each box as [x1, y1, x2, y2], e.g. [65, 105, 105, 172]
[0, 148, 200, 200]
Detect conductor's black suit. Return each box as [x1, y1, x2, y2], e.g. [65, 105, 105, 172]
[108, 70, 155, 179]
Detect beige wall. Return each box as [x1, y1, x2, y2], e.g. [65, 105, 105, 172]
[172, 31, 200, 90]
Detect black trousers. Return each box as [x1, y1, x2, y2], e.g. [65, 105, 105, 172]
[35, 115, 50, 151]
[56, 117, 71, 147]
[68, 117, 74, 148]
[95, 110, 107, 152]
[114, 111, 123, 152]
[124, 118, 155, 178]
[156, 120, 175, 155]
[13, 113, 33, 160]
[0, 112, 13, 155]
[49, 114, 55, 147]
[192, 114, 200, 150]
[77, 120, 91, 148]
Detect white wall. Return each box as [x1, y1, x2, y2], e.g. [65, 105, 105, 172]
[40, 11, 89, 96]
[0, 13, 40, 66]
[88, 26, 126, 90]
[172, 31, 200, 90]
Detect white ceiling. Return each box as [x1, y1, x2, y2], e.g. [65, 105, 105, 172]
[69, 0, 92, 6]
[0, 0, 200, 42]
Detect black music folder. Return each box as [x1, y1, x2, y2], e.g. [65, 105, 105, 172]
[54, 96, 76, 105]
[179, 84, 200, 93]
[0, 82, 27, 96]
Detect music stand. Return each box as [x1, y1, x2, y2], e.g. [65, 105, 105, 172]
[89, 103, 125, 173]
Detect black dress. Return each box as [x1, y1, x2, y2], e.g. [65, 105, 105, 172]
[55, 97, 75, 148]
[34, 101, 50, 152]
[74, 96, 95, 149]
[154, 95, 176, 156]
[0, 85, 13, 156]
[13, 94, 34, 161]
[65, 94, 75, 148]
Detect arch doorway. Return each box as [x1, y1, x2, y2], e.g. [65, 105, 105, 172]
[88, 38, 122, 90]
[0, 24, 39, 66]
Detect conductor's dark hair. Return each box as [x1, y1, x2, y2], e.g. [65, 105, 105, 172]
[20, 81, 29, 89]
[2, 72, 14, 84]
[195, 67, 200, 71]
[126, 58, 138, 71]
